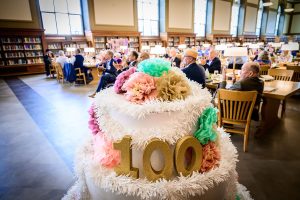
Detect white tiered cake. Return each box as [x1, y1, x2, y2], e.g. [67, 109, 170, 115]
[63, 58, 251, 200]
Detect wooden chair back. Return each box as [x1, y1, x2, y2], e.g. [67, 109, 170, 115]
[268, 69, 294, 81]
[217, 89, 257, 152]
[286, 65, 300, 82]
[259, 65, 270, 75]
[75, 68, 86, 85]
[50, 62, 57, 77]
[53, 62, 64, 83]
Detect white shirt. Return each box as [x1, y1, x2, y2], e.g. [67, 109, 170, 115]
[56, 56, 68, 68]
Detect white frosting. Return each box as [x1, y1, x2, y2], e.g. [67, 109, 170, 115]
[94, 82, 212, 148]
[63, 128, 240, 200]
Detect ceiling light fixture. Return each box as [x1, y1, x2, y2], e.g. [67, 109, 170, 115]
[284, 8, 294, 12]
[263, 2, 273, 6]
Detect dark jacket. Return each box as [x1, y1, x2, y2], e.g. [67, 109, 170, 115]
[182, 63, 206, 87]
[204, 57, 221, 73]
[171, 57, 181, 68]
[220, 77, 264, 121]
[102, 59, 117, 76]
[74, 55, 84, 69]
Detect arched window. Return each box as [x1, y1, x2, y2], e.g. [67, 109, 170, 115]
[275, 6, 281, 35]
[256, 0, 263, 36]
[230, 0, 240, 37]
[39, 0, 83, 35]
[194, 0, 208, 37]
[138, 0, 159, 36]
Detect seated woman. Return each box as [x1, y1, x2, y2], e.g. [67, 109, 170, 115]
[255, 51, 271, 67]
[56, 50, 68, 68]
[73, 48, 92, 82]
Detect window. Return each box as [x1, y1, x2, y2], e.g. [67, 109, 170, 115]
[39, 0, 83, 35]
[256, 0, 263, 36]
[230, 0, 240, 37]
[275, 6, 281, 35]
[138, 0, 159, 36]
[194, 0, 207, 37]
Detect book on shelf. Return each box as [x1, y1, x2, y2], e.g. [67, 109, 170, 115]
[3, 45, 24, 51]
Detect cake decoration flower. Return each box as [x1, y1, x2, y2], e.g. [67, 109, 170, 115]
[88, 104, 100, 135]
[122, 72, 157, 104]
[194, 107, 218, 145]
[137, 58, 171, 77]
[200, 142, 221, 172]
[156, 69, 191, 101]
[114, 67, 136, 93]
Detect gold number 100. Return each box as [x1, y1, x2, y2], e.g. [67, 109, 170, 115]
[113, 135, 203, 181]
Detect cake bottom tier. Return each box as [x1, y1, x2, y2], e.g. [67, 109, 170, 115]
[63, 129, 244, 200]
[85, 173, 230, 200]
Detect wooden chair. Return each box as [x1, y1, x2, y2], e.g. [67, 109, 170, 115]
[286, 65, 300, 82]
[217, 89, 257, 152]
[268, 69, 294, 81]
[53, 62, 64, 83]
[75, 68, 86, 85]
[49, 62, 57, 78]
[259, 65, 270, 75]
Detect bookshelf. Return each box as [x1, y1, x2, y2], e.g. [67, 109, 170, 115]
[45, 36, 88, 56]
[0, 29, 45, 76]
[207, 34, 233, 44]
[160, 32, 196, 48]
[141, 36, 162, 48]
[91, 31, 141, 53]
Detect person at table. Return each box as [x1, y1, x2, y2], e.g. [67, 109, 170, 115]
[182, 49, 206, 88]
[255, 51, 271, 66]
[43, 49, 52, 77]
[169, 48, 181, 68]
[56, 50, 68, 69]
[73, 48, 90, 77]
[278, 50, 293, 63]
[89, 50, 117, 98]
[202, 49, 221, 73]
[219, 62, 264, 121]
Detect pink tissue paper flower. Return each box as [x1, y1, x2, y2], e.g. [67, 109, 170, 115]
[200, 142, 221, 173]
[122, 72, 157, 104]
[93, 133, 120, 168]
[88, 104, 100, 135]
[114, 67, 136, 93]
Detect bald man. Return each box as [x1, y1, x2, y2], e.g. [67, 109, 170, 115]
[220, 62, 264, 120]
[203, 49, 221, 73]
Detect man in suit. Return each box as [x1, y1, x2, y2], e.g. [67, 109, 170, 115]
[182, 49, 206, 87]
[219, 62, 264, 121]
[89, 50, 117, 97]
[169, 48, 181, 68]
[203, 49, 221, 73]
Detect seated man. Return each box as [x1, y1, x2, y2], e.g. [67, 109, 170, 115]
[115, 50, 139, 75]
[219, 62, 264, 121]
[182, 49, 206, 87]
[89, 50, 117, 98]
[203, 49, 221, 73]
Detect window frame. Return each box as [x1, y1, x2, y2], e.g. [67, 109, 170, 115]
[194, 0, 208, 37]
[39, 0, 84, 36]
[137, 0, 159, 36]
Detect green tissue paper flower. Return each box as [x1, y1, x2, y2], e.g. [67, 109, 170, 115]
[137, 58, 171, 77]
[194, 107, 218, 145]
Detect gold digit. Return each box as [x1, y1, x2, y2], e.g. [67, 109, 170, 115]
[175, 136, 203, 176]
[113, 136, 139, 179]
[143, 138, 173, 181]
